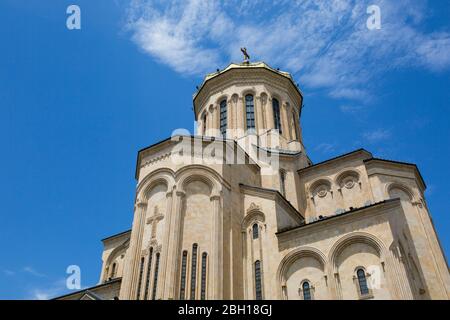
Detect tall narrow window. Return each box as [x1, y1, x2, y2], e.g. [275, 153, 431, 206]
[179, 251, 188, 300]
[201, 252, 208, 300]
[254, 260, 262, 300]
[252, 223, 259, 240]
[151, 253, 160, 300]
[245, 95, 255, 131]
[280, 170, 286, 197]
[111, 262, 116, 279]
[144, 248, 153, 300]
[190, 244, 198, 299]
[273, 98, 282, 134]
[136, 257, 145, 300]
[220, 100, 227, 137]
[202, 113, 207, 135]
[357, 269, 369, 295]
[302, 281, 312, 300]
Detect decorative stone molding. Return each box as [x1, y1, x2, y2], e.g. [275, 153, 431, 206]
[247, 202, 261, 213]
[140, 153, 171, 169]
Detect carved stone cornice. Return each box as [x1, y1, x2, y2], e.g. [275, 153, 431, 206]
[140, 152, 171, 169]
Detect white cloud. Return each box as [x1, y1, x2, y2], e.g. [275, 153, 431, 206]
[2, 269, 15, 276]
[23, 266, 46, 278]
[314, 143, 336, 154]
[339, 105, 365, 114]
[363, 128, 392, 143]
[126, 0, 450, 101]
[28, 279, 68, 300]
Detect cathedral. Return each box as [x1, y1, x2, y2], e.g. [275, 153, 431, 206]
[57, 59, 450, 300]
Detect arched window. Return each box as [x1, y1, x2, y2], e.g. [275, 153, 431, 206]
[302, 281, 312, 300]
[245, 95, 255, 131]
[201, 252, 208, 300]
[190, 244, 198, 299]
[254, 260, 262, 300]
[272, 98, 282, 134]
[179, 251, 188, 300]
[110, 262, 116, 279]
[357, 268, 369, 295]
[220, 100, 227, 137]
[252, 223, 259, 240]
[151, 252, 160, 300]
[202, 113, 207, 135]
[144, 248, 153, 300]
[280, 170, 286, 197]
[136, 257, 145, 300]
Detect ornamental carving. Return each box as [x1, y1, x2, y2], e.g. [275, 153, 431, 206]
[247, 202, 261, 213]
[314, 185, 330, 198]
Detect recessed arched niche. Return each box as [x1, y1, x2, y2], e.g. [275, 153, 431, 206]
[309, 179, 334, 218]
[142, 182, 168, 246]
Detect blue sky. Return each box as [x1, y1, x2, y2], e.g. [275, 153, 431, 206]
[0, 0, 449, 299]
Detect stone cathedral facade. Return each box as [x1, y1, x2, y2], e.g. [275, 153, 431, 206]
[57, 61, 449, 300]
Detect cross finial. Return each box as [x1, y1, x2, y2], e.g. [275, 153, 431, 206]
[240, 47, 250, 62]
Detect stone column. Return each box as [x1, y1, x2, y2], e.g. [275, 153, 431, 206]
[164, 190, 185, 299]
[293, 110, 300, 141]
[120, 199, 147, 299]
[266, 98, 275, 130]
[160, 190, 173, 299]
[241, 229, 248, 299]
[281, 102, 291, 141]
[209, 194, 223, 299]
[227, 98, 233, 137]
[255, 96, 264, 135]
[208, 106, 213, 136]
[388, 248, 414, 299]
[238, 96, 245, 134]
[210, 104, 219, 137]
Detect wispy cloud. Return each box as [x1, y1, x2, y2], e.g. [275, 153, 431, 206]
[363, 128, 392, 143]
[340, 105, 366, 114]
[28, 279, 68, 300]
[314, 142, 337, 154]
[2, 269, 15, 276]
[126, 0, 450, 101]
[23, 267, 46, 278]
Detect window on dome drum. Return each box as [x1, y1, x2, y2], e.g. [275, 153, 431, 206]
[202, 113, 207, 135]
[201, 252, 208, 300]
[151, 252, 160, 300]
[111, 262, 116, 278]
[280, 170, 286, 197]
[272, 98, 282, 134]
[180, 250, 188, 300]
[143, 247, 153, 300]
[254, 260, 262, 300]
[245, 94, 255, 131]
[190, 244, 198, 299]
[136, 257, 145, 300]
[220, 100, 227, 137]
[357, 269, 370, 296]
[252, 223, 259, 240]
[302, 281, 312, 300]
